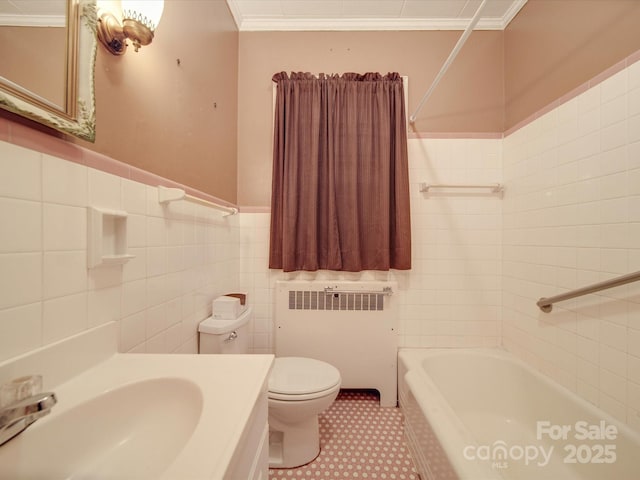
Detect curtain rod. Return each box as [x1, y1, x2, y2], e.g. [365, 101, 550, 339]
[409, 0, 488, 124]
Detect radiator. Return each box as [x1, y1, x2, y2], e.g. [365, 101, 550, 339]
[274, 280, 398, 407]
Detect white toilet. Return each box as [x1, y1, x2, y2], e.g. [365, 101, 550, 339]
[198, 306, 341, 468]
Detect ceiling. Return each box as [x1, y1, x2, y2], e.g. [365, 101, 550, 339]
[0, 1, 528, 31]
[226, 0, 528, 31]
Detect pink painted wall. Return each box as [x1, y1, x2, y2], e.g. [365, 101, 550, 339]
[236, 30, 505, 207]
[4, 1, 640, 207]
[504, 0, 640, 131]
[1, 0, 239, 203]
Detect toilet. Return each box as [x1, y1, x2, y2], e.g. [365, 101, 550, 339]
[198, 306, 341, 468]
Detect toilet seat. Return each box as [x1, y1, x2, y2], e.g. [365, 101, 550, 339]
[268, 357, 341, 401]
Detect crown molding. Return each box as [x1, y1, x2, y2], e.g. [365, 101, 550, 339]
[227, 0, 528, 32]
[238, 17, 510, 32]
[500, 0, 528, 29]
[0, 14, 65, 27]
[225, 0, 243, 31]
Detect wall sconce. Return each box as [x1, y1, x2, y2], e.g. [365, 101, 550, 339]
[97, 1, 164, 55]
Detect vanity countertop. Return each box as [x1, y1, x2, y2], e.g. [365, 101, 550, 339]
[61, 353, 274, 479]
[0, 323, 274, 479]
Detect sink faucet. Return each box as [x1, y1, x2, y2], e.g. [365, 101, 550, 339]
[0, 392, 57, 446]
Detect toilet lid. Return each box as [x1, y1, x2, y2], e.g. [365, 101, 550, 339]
[269, 357, 341, 395]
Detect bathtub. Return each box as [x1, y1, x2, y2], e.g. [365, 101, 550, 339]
[398, 348, 640, 480]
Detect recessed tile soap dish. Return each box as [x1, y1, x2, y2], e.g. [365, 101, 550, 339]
[87, 207, 135, 268]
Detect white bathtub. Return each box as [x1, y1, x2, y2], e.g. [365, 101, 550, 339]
[398, 348, 640, 480]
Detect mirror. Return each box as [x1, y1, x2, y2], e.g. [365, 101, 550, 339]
[0, 0, 97, 142]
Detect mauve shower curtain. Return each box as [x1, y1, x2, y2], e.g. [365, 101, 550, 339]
[269, 72, 411, 272]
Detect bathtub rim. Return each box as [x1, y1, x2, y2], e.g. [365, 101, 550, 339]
[403, 367, 499, 479]
[398, 347, 640, 479]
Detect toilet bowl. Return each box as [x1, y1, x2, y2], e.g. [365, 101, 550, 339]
[267, 356, 341, 468]
[198, 307, 341, 468]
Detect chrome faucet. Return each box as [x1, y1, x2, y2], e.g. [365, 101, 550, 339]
[0, 392, 57, 446]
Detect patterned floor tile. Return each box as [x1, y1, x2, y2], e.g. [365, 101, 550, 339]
[269, 390, 419, 479]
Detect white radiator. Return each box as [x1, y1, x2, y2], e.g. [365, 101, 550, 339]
[274, 280, 398, 407]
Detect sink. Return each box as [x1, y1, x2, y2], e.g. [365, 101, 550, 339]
[0, 323, 274, 479]
[0, 377, 203, 479]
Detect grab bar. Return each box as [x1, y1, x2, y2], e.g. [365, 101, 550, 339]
[537, 270, 640, 312]
[324, 286, 394, 296]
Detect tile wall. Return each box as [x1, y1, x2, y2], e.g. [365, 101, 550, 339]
[240, 137, 503, 352]
[4, 56, 639, 436]
[502, 60, 640, 430]
[0, 140, 240, 362]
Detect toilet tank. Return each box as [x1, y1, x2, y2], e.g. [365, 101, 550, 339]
[199, 307, 252, 354]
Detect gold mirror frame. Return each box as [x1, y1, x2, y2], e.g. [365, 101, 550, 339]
[0, 0, 97, 142]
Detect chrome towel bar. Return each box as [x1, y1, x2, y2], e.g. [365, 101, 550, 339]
[419, 182, 504, 197]
[537, 270, 640, 312]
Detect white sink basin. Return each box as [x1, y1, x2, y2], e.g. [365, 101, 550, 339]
[0, 377, 203, 479]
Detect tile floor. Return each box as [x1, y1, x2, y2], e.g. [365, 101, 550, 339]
[269, 390, 420, 479]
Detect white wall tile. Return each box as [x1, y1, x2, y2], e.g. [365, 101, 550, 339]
[601, 120, 627, 152]
[0, 302, 42, 362]
[579, 106, 600, 135]
[88, 169, 121, 210]
[122, 279, 147, 317]
[126, 214, 147, 247]
[0, 145, 239, 362]
[165, 323, 183, 352]
[146, 304, 167, 338]
[629, 354, 640, 385]
[601, 95, 627, 128]
[629, 113, 640, 144]
[87, 264, 122, 290]
[43, 204, 86, 251]
[145, 331, 167, 353]
[166, 246, 184, 273]
[0, 253, 42, 309]
[120, 311, 146, 352]
[628, 381, 640, 412]
[630, 81, 640, 120]
[629, 328, 640, 358]
[42, 292, 87, 344]
[601, 70, 628, 103]
[122, 179, 147, 215]
[146, 247, 167, 277]
[42, 155, 87, 206]
[147, 216, 167, 247]
[145, 186, 166, 218]
[123, 247, 146, 282]
[146, 275, 167, 307]
[599, 368, 627, 404]
[88, 286, 121, 328]
[43, 251, 87, 299]
[0, 143, 41, 201]
[166, 298, 182, 327]
[503, 59, 640, 430]
[0, 198, 41, 252]
[578, 86, 600, 113]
